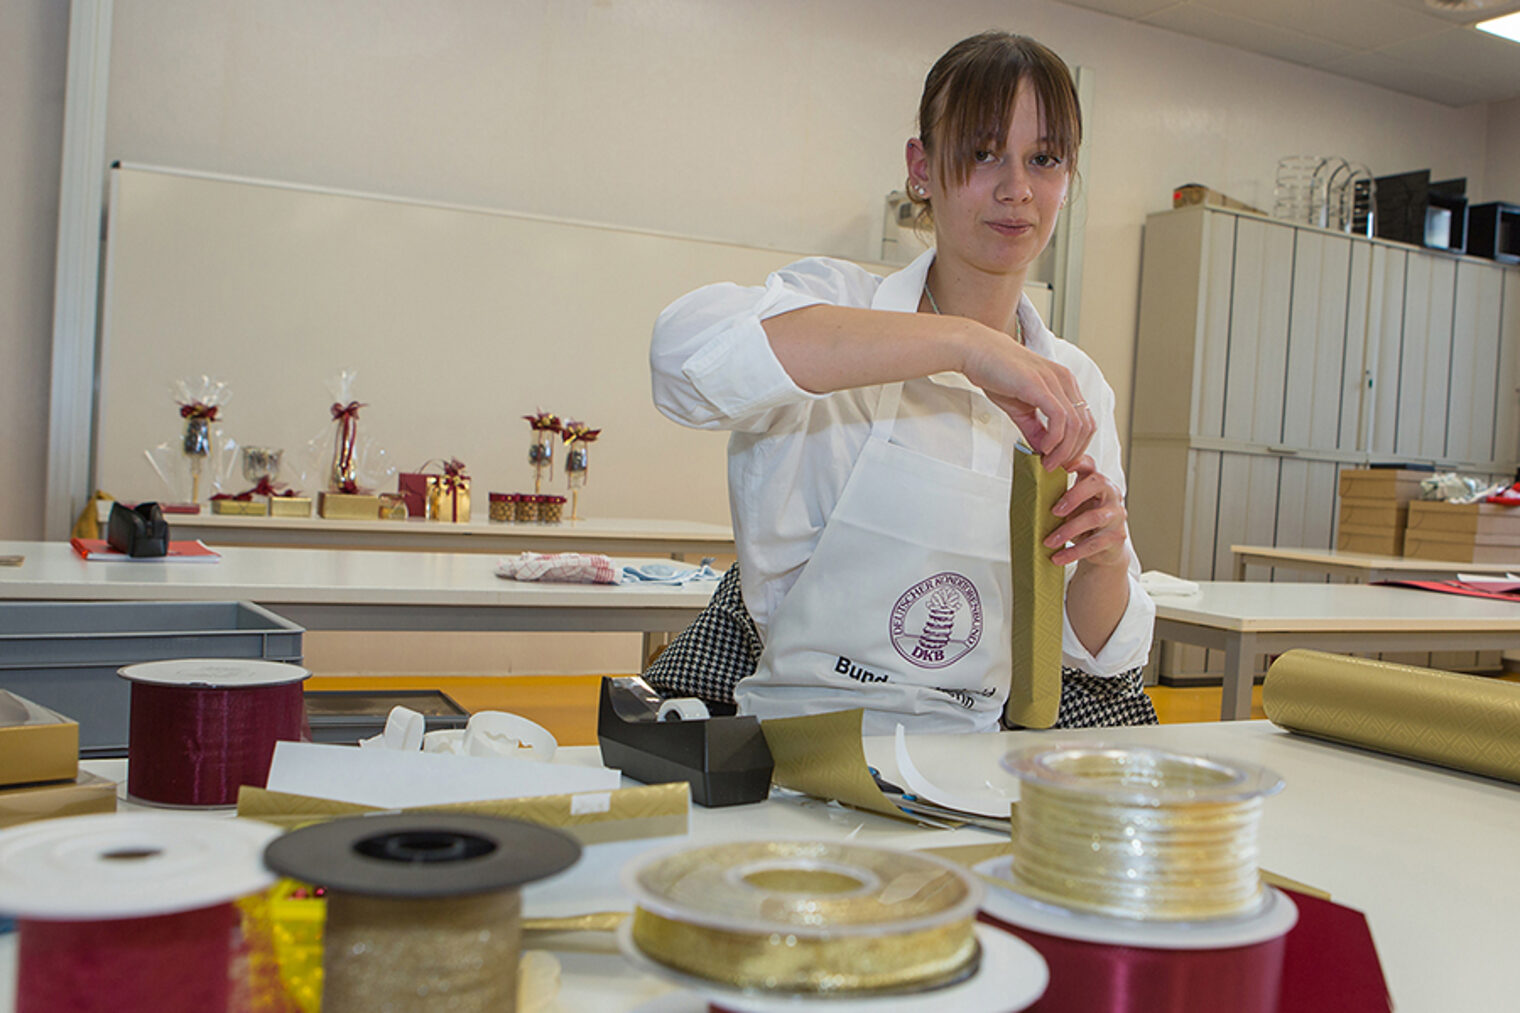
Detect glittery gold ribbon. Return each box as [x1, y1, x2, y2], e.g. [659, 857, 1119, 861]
[628, 841, 980, 995]
[1007, 747, 1278, 921]
[1006, 449, 1067, 729]
[322, 891, 522, 1012]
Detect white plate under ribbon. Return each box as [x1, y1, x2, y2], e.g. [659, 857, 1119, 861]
[973, 856, 1298, 950]
[617, 920, 1047, 1012]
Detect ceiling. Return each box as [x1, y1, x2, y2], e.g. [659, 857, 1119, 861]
[1050, 0, 1520, 106]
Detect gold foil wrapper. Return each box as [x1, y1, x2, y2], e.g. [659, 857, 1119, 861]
[627, 840, 980, 995]
[425, 476, 472, 523]
[0, 769, 117, 828]
[1264, 649, 1520, 784]
[318, 492, 381, 520]
[211, 498, 268, 516]
[759, 709, 910, 821]
[268, 496, 313, 518]
[1006, 450, 1067, 729]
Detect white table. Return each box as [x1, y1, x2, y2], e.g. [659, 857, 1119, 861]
[120, 511, 735, 561]
[0, 541, 713, 661]
[3, 721, 1515, 1012]
[1231, 544, 1518, 583]
[1152, 582, 1520, 721]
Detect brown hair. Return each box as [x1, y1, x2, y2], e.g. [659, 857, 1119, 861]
[910, 32, 1082, 224]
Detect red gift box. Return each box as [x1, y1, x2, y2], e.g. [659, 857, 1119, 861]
[397, 473, 430, 519]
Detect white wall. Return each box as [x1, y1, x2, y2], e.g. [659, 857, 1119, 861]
[0, 0, 1508, 544]
[0, 1, 68, 540]
[1484, 97, 1520, 203]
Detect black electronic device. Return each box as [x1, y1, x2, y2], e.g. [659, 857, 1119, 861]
[1374, 170, 1468, 253]
[1467, 202, 1520, 265]
[596, 676, 773, 808]
[105, 501, 169, 558]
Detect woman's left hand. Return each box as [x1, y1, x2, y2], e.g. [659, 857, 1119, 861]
[1044, 455, 1130, 570]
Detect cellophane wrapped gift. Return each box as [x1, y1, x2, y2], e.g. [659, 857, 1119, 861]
[143, 429, 238, 510]
[423, 459, 471, 522]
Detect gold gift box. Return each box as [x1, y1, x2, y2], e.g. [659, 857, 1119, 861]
[212, 498, 268, 516]
[318, 491, 382, 520]
[425, 476, 472, 523]
[0, 691, 79, 788]
[0, 770, 117, 828]
[268, 496, 313, 518]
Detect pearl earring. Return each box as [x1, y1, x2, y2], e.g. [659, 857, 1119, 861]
[914, 185, 928, 197]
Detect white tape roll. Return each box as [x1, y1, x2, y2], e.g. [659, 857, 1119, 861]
[657, 698, 710, 722]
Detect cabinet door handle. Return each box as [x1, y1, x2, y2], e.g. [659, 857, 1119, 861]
[1267, 445, 1299, 455]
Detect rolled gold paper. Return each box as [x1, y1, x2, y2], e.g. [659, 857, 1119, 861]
[1264, 649, 1520, 784]
[1006, 449, 1067, 728]
[626, 840, 980, 994]
[759, 709, 912, 821]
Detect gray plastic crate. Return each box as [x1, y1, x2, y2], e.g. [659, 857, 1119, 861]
[0, 601, 303, 757]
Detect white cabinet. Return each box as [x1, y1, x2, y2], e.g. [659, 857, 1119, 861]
[1130, 205, 1520, 678]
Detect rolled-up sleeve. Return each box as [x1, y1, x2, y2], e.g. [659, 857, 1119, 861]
[650, 258, 877, 432]
[1058, 368, 1156, 675]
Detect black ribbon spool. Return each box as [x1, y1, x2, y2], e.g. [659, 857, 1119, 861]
[264, 813, 581, 897]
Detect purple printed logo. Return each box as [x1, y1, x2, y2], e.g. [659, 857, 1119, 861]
[889, 572, 983, 669]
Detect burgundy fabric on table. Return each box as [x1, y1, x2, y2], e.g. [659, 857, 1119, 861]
[1275, 889, 1393, 1013]
[978, 912, 1285, 1013]
[975, 886, 1391, 1013]
[126, 682, 306, 806]
[17, 903, 237, 1013]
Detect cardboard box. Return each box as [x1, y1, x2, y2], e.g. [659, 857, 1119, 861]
[268, 496, 312, 518]
[0, 770, 117, 828]
[0, 691, 79, 788]
[1338, 468, 1427, 504]
[1404, 534, 1520, 564]
[318, 491, 382, 520]
[1337, 497, 1409, 530]
[1337, 529, 1403, 557]
[211, 497, 267, 516]
[1407, 501, 1520, 538]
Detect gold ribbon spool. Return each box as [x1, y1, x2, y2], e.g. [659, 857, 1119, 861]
[625, 840, 982, 995]
[263, 813, 581, 1013]
[1002, 746, 1283, 921]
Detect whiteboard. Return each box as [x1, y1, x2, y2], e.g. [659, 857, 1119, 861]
[95, 165, 1050, 525]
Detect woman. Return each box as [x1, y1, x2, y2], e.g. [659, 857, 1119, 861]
[649, 32, 1155, 733]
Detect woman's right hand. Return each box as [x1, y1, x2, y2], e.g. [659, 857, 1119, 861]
[958, 322, 1094, 469]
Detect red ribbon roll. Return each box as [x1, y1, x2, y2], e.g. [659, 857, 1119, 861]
[126, 681, 307, 806]
[17, 903, 238, 1013]
[978, 912, 1286, 1013]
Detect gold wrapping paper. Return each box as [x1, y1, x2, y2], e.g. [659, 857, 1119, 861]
[425, 475, 472, 523]
[268, 496, 313, 518]
[759, 709, 913, 822]
[1006, 450, 1067, 728]
[236, 781, 689, 844]
[0, 691, 78, 788]
[1263, 649, 1520, 784]
[318, 491, 381, 520]
[211, 498, 268, 516]
[0, 769, 117, 828]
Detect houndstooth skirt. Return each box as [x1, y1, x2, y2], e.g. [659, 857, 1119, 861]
[643, 564, 1156, 729]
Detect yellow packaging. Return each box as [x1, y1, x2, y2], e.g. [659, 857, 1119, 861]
[268, 496, 313, 518]
[318, 491, 382, 520]
[0, 769, 116, 827]
[212, 498, 268, 516]
[0, 691, 79, 787]
[425, 475, 471, 523]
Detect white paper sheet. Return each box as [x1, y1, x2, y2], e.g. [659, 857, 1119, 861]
[265, 740, 621, 808]
[892, 726, 1018, 819]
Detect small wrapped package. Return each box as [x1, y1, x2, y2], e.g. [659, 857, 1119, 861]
[268, 495, 313, 518]
[425, 459, 471, 523]
[489, 493, 514, 523]
[0, 770, 117, 828]
[397, 472, 431, 518]
[210, 492, 267, 516]
[0, 692, 79, 788]
[539, 494, 566, 524]
[319, 491, 382, 520]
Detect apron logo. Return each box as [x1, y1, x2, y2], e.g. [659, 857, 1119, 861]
[889, 572, 983, 669]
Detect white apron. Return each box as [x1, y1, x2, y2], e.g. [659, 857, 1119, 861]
[734, 381, 1014, 734]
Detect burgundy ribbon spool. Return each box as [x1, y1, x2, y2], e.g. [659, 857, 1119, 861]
[120, 659, 309, 807]
[17, 904, 239, 1013]
[979, 911, 1287, 1013]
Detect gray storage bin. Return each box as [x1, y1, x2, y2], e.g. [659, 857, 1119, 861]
[0, 601, 303, 757]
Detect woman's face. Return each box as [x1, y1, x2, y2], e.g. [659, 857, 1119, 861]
[911, 83, 1071, 285]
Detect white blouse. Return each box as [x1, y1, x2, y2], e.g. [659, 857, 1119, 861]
[649, 248, 1154, 676]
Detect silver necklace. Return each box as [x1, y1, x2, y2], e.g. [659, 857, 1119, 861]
[924, 283, 1022, 344]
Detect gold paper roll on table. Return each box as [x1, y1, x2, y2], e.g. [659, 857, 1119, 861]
[625, 840, 981, 995]
[1006, 448, 1067, 729]
[1264, 649, 1520, 784]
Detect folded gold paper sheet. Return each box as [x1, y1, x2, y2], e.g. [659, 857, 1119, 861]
[1006, 450, 1067, 729]
[236, 781, 689, 844]
[1263, 649, 1520, 784]
[759, 709, 914, 822]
